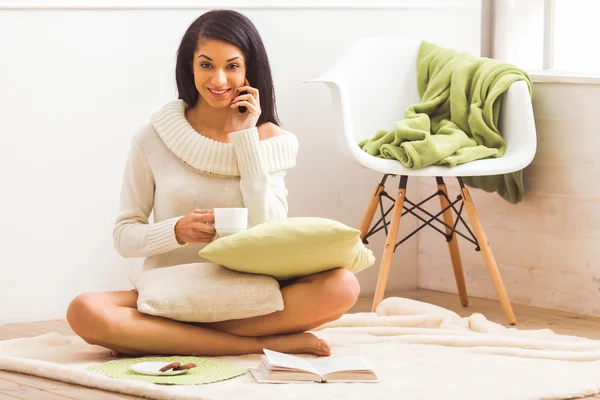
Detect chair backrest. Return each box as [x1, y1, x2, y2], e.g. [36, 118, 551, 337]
[306, 37, 422, 159]
[497, 80, 537, 165]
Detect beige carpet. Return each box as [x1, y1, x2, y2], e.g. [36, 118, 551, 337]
[1, 297, 600, 400]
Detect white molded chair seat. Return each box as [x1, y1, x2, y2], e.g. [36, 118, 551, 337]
[306, 36, 537, 178]
[305, 36, 537, 325]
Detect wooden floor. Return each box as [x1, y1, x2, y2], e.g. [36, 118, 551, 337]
[1, 289, 600, 399]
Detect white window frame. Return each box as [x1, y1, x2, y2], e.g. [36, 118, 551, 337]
[542, 0, 554, 70]
[488, 0, 600, 84]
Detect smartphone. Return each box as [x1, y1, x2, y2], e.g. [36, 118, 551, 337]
[238, 90, 248, 113]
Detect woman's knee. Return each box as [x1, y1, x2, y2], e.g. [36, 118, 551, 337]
[322, 269, 361, 311]
[66, 293, 113, 344]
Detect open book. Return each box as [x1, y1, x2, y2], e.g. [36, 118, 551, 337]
[250, 349, 379, 383]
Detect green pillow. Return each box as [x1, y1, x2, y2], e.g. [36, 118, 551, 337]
[198, 217, 376, 280]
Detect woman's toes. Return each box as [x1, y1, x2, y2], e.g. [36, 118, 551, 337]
[317, 338, 331, 356]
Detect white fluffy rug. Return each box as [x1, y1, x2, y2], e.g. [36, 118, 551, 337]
[1, 297, 600, 400]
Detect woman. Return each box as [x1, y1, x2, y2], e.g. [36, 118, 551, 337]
[66, 9, 360, 357]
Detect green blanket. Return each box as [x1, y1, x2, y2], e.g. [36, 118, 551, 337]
[358, 41, 533, 204]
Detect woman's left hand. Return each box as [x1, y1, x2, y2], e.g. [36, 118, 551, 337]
[231, 79, 261, 132]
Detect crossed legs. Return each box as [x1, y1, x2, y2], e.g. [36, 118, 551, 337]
[66, 268, 360, 357]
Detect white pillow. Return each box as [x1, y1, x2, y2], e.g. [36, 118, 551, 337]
[130, 263, 284, 323]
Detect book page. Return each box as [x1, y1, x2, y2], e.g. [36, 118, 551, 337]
[262, 349, 320, 375]
[249, 369, 317, 384]
[311, 356, 374, 376]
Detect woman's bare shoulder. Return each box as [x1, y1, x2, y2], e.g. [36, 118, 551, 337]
[257, 122, 283, 141]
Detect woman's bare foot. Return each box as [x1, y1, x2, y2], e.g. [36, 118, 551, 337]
[262, 332, 331, 356]
[107, 345, 148, 358]
[109, 349, 147, 357]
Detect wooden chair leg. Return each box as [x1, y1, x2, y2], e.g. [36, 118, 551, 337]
[437, 178, 469, 307]
[371, 176, 408, 312]
[360, 181, 385, 241]
[459, 181, 517, 325]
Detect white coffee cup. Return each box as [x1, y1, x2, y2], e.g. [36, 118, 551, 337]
[213, 208, 248, 236]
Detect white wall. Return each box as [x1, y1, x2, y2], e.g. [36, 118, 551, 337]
[0, 0, 482, 323]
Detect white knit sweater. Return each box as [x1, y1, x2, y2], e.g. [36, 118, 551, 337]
[113, 100, 299, 270]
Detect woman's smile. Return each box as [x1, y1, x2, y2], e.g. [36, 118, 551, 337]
[207, 88, 231, 99]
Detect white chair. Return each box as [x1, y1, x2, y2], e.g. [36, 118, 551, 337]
[305, 37, 537, 325]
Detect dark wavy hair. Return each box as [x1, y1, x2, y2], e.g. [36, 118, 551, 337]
[175, 9, 279, 126]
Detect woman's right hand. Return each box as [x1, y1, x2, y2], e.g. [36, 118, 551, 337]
[174, 209, 216, 244]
